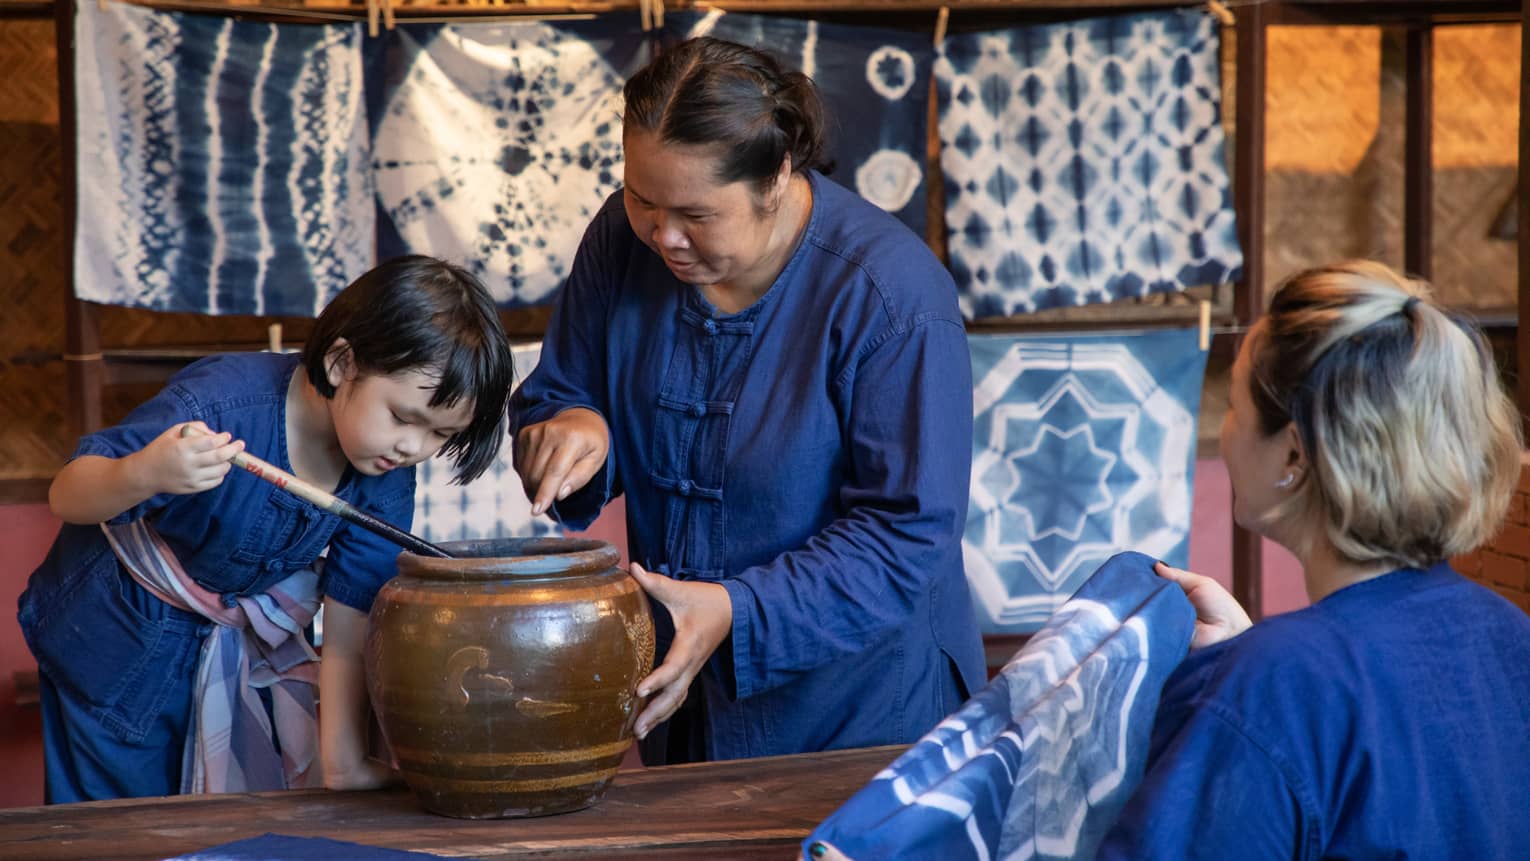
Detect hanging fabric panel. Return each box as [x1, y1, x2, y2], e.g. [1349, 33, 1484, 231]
[412, 343, 561, 543]
[74, 1, 371, 315]
[369, 20, 652, 307]
[667, 10, 933, 238]
[936, 9, 1242, 318]
[965, 328, 1207, 634]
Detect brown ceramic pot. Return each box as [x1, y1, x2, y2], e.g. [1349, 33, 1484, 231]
[365, 537, 654, 819]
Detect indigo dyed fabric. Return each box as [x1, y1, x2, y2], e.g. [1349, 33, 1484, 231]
[935, 9, 1242, 318]
[668, 10, 932, 237]
[171, 834, 449, 860]
[966, 329, 1205, 634]
[807, 551, 1193, 861]
[75, 1, 371, 315]
[414, 343, 560, 542]
[369, 20, 651, 307]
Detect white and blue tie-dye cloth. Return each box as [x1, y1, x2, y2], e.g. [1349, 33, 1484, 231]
[74, 1, 371, 315]
[936, 9, 1242, 317]
[370, 19, 652, 307]
[806, 551, 1194, 861]
[668, 10, 933, 238]
[965, 328, 1206, 634]
[412, 343, 560, 543]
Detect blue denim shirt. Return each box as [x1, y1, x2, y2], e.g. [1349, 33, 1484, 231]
[18, 352, 414, 746]
[511, 172, 985, 761]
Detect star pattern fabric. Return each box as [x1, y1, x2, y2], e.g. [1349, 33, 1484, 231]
[965, 328, 1207, 634]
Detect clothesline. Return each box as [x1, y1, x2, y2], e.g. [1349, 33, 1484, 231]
[98, 0, 1242, 34]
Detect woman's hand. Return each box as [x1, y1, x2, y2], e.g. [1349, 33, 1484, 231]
[139, 421, 244, 496]
[513, 408, 610, 516]
[1154, 561, 1253, 649]
[628, 563, 734, 740]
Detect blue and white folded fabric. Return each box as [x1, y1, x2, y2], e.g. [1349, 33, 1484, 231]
[806, 551, 1194, 861]
[75, 0, 371, 315]
[370, 19, 652, 307]
[667, 10, 934, 238]
[935, 9, 1242, 317]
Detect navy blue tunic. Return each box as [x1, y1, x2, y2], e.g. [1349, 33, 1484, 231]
[18, 352, 415, 800]
[511, 172, 986, 762]
[1098, 562, 1530, 859]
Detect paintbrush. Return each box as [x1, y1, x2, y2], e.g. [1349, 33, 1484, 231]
[181, 424, 452, 558]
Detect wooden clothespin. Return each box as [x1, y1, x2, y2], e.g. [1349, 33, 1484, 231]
[652, 0, 664, 30]
[1198, 299, 1213, 351]
[267, 323, 283, 354]
[367, 0, 380, 38]
[382, 0, 395, 31]
[639, 0, 652, 32]
[933, 6, 949, 48]
[1207, 0, 1236, 28]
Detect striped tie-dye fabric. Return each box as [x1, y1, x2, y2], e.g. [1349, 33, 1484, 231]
[806, 552, 1193, 861]
[100, 520, 323, 794]
[74, 0, 372, 315]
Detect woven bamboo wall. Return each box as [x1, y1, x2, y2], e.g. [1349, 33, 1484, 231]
[0, 11, 1523, 484]
[1264, 25, 1519, 313]
[0, 20, 68, 483]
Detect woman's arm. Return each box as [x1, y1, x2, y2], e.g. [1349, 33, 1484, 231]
[49, 422, 243, 524]
[721, 317, 974, 700]
[318, 597, 393, 790]
[507, 204, 623, 528]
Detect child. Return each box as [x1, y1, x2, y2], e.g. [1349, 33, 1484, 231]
[18, 255, 515, 802]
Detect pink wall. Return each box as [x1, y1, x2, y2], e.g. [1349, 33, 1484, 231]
[1188, 458, 1310, 618]
[0, 504, 58, 809]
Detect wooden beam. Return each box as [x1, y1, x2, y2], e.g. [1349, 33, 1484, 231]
[1403, 25, 1433, 280]
[1231, 0, 1268, 619]
[0, 479, 51, 506]
[57, 0, 105, 438]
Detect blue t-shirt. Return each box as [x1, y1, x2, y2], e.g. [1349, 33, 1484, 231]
[1098, 562, 1530, 860]
[19, 352, 415, 744]
[511, 171, 985, 761]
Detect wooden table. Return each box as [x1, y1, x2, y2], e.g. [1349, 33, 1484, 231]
[0, 745, 901, 859]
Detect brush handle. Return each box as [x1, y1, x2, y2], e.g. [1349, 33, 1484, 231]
[181, 424, 452, 558]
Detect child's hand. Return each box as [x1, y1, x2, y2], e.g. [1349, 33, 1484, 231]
[135, 421, 245, 496]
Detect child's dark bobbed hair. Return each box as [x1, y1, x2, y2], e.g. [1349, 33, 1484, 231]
[303, 255, 514, 484]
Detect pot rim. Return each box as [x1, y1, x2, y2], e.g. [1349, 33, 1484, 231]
[397, 537, 622, 581]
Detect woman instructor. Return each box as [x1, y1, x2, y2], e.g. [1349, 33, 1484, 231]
[510, 37, 984, 764]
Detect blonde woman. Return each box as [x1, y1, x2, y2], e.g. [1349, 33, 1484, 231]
[1098, 261, 1530, 858]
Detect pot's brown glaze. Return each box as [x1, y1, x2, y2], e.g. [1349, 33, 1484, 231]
[365, 537, 655, 819]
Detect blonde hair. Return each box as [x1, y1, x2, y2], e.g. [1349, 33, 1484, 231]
[1248, 260, 1523, 567]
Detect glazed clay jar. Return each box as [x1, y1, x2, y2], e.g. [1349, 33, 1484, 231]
[365, 537, 654, 819]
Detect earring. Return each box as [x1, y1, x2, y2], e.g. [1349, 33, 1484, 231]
[1276, 473, 1296, 489]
